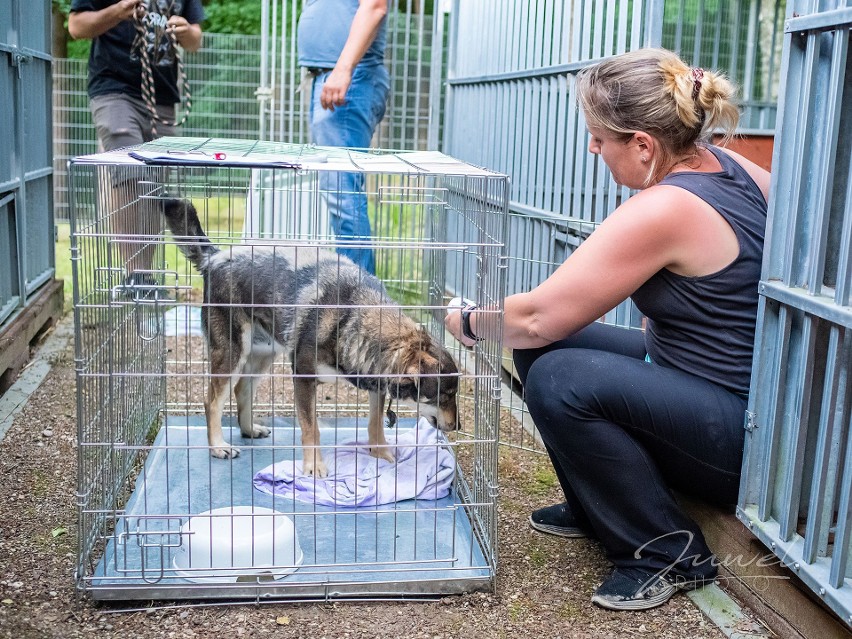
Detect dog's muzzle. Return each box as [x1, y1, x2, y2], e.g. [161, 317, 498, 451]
[433, 407, 460, 432]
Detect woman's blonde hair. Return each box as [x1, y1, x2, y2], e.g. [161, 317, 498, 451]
[576, 48, 740, 184]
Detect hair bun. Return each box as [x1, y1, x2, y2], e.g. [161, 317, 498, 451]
[576, 48, 740, 185]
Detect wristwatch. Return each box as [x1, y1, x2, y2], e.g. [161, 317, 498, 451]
[461, 305, 485, 342]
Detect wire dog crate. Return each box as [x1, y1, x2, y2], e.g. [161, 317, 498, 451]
[69, 137, 509, 600]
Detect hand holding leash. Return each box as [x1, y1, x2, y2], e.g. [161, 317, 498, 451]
[167, 16, 189, 39]
[115, 0, 142, 21]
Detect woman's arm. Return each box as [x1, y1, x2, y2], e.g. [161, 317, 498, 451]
[448, 187, 699, 349]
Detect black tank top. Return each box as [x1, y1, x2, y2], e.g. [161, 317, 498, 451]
[630, 145, 767, 396]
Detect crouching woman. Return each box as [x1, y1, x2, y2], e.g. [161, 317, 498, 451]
[446, 47, 770, 611]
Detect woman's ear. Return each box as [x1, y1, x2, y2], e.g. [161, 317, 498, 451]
[633, 131, 655, 158]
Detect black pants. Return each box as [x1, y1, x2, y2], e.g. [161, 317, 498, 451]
[514, 322, 746, 580]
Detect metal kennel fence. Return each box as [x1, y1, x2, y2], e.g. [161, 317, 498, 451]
[69, 137, 508, 600]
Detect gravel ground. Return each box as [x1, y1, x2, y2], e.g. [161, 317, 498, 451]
[0, 322, 735, 639]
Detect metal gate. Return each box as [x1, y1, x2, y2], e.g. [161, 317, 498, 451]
[0, 0, 56, 328]
[737, 0, 852, 624]
[438, 0, 786, 450]
[440, 0, 783, 297]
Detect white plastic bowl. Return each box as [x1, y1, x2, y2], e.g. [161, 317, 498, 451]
[173, 506, 303, 583]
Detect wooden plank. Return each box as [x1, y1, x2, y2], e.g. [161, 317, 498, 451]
[680, 494, 852, 639]
[0, 278, 65, 394]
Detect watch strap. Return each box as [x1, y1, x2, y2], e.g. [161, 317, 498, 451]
[461, 305, 484, 341]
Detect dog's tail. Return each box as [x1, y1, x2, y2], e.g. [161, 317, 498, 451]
[162, 199, 219, 270]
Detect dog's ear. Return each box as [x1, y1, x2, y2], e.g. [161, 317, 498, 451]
[417, 327, 458, 373]
[415, 326, 432, 350]
[389, 369, 417, 401]
[407, 352, 441, 399]
[437, 346, 459, 375]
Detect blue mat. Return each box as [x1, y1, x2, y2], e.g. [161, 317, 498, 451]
[90, 415, 491, 599]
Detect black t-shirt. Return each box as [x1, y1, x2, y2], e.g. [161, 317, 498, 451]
[70, 0, 205, 104]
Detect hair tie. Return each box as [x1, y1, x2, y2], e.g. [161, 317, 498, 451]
[691, 67, 705, 101]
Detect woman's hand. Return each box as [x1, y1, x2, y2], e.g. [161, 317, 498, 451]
[445, 308, 478, 348]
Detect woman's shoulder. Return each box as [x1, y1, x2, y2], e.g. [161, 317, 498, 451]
[612, 174, 728, 240]
[710, 145, 771, 202]
[601, 184, 704, 251]
[621, 181, 704, 219]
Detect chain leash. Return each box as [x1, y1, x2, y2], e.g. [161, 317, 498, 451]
[134, 1, 192, 137]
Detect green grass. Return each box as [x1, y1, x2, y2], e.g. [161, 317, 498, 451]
[372, 195, 437, 311]
[531, 466, 558, 490]
[56, 197, 246, 308]
[57, 192, 428, 310]
[525, 543, 549, 569]
[54, 222, 73, 313]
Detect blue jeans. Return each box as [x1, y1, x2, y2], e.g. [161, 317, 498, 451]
[309, 63, 390, 274]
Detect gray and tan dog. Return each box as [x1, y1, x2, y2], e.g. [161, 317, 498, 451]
[162, 199, 460, 477]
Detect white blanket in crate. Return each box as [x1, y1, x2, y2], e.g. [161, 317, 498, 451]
[252, 419, 455, 507]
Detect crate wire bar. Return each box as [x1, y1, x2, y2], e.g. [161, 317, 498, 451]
[70, 137, 508, 600]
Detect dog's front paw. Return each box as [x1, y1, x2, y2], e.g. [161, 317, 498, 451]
[369, 446, 396, 464]
[302, 456, 328, 478]
[242, 423, 271, 439]
[211, 445, 241, 459]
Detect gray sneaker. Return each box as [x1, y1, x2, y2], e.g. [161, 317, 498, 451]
[591, 567, 708, 611]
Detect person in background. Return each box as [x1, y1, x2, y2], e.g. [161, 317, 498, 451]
[446, 48, 770, 611]
[68, 0, 204, 300]
[298, 0, 390, 275]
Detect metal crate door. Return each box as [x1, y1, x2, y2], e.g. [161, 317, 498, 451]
[737, 0, 852, 626]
